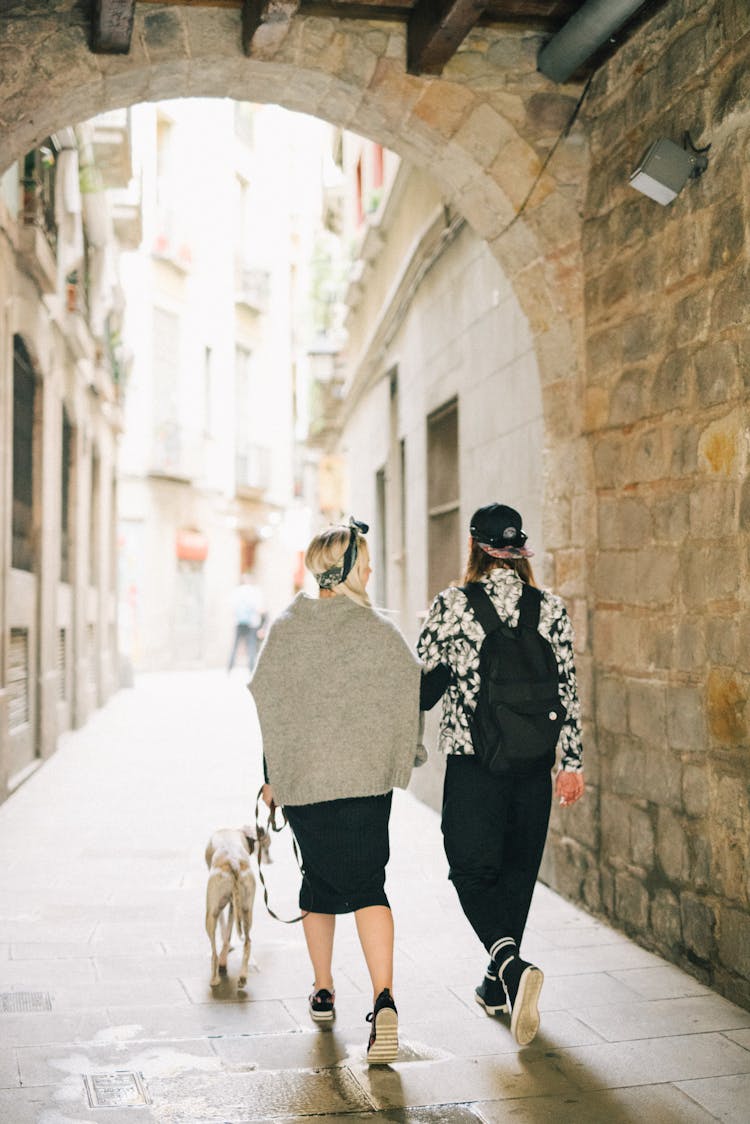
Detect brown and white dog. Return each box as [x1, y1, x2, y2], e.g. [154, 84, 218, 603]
[204, 825, 270, 988]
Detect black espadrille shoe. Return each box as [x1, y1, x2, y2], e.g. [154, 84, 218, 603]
[366, 988, 398, 1064]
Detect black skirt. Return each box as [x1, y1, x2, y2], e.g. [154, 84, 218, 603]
[284, 791, 393, 914]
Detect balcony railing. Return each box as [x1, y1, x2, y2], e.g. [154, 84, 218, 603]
[150, 422, 205, 481]
[234, 264, 270, 313]
[235, 443, 271, 494]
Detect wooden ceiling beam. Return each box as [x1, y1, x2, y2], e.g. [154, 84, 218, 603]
[407, 0, 487, 75]
[241, 0, 301, 54]
[92, 0, 136, 53]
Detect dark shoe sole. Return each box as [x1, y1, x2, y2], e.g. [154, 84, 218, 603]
[367, 1006, 398, 1064]
[474, 989, 508, 1016]
[510, 966, 543, 1046]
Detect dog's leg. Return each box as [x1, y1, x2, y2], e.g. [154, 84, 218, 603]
[219, 901, 233, 974]
[206, 910, 221, 987]
[238, 879, 254, 989]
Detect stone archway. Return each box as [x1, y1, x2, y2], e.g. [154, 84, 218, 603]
[0, 0, 593, 655]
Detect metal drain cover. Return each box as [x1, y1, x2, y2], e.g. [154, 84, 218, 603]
[0, 991, 52, 1013]
[83, 1071, 150, 1108]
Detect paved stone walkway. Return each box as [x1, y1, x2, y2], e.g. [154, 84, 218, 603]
[1, 671, 749, 1123]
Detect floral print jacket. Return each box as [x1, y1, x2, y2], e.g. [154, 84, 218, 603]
[416, 567, 583, 772]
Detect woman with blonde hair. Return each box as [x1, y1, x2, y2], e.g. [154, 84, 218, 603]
[249, 518, 422, 1064]
[417, 503, 585, 1047]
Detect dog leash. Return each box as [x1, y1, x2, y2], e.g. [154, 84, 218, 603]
[254, 786, 307, 925]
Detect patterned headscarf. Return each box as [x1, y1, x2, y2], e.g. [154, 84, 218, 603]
[315, 517, 369, 589]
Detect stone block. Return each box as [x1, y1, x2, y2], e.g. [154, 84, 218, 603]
[596, 675, 628, 735]
[553, 548, 586, 597]
[593, 609, 641, 669]
[598, 501, 652, 553]
[615, 869, 650, 930]
[631, 427, 667, 483]
[698, 411, 743, 476]
[582, 865, 602, 912]
[719, 907, 750, 980]
[709, 201, 745, 270]
[690, 834, 712, 892]
[657, 807, 691, 883]
[644, 747, 684, 811]
[713, 51, 750, 124]
[609, 368, 648, 427]
[666, 22, 710, 86]
[689, 481, 736, 538]
[630, 806, 655, 868]
[670, 423, 700, 477]
[607, 741, 647, 804]
[453, 103, 515, 171]
[642, 618, 675, 670]
[586, 324, 622, 383]
[600, 792, 630, 861]
[662, 211, 711, 291]
[629, 233, 662, 295]
[741, 476, 750, 531]
[706, 615, 739, 666]
[683, 765, 710, 818]
[592, 433, 626, 489]
[681, 892, 716, 961]
[595, 549, 638, 604]
[706, 669, 748, 746]
[652, 493, 689, 543]
[651, 887, 682, 947]
[633, 548, 679, 606]
[667, 685, 707, 752]
[671, 287, 711, 348]
[628, 679, 667, 742]
[694, 341, 738, 407]
[142, 7, 189, 60]
[650, 351, 692, 415]
[622, 313, 663, 364]
[712, 264, 750, 331]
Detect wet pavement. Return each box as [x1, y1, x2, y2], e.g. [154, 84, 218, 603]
[1, 670, 749, 1123]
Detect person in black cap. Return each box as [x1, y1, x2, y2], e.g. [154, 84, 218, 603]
[417, 503, 584, 1046]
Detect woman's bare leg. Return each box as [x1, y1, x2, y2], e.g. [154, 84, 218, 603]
[301, 912, 336, 990]
[354, 905, 394, 1001]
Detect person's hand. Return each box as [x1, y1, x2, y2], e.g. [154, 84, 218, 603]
[555, 770, 585, 807]
[261, 783, 275, 810]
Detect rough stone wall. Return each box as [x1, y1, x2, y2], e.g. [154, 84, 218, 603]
[541, 0, 750, 1008]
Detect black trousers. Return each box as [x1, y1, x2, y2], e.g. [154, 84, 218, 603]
[441, 754, 552, 957]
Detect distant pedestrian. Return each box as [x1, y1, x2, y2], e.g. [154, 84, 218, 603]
[417, 503, 585, 1046]
[248, 518, 422, 1064]
[227, 573, 265, 674]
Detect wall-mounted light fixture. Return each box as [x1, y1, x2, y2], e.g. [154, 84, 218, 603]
[629, 133, 710, 205]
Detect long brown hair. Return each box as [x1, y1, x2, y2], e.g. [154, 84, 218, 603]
[463, 539, 537, 587]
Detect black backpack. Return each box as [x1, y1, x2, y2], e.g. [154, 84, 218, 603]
[461, 581, 566, 775]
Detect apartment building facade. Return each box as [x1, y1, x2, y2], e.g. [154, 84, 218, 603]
[0, 117, 136, 801]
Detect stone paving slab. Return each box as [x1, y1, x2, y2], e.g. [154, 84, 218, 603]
[675, 1074, 750, 1123]
[1, 670, 749, 1123]
[477, 1085, 718, 1123]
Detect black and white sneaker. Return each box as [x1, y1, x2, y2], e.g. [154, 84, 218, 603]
[500, 956, 543, 1046]
[366, 988, 398, 1065]
[474, 963, 509, 1015]
[309, 986, 335, 1022]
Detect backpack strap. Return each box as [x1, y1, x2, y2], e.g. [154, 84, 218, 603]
[517, 582, 543, 630]
[460, 582, 503, 636]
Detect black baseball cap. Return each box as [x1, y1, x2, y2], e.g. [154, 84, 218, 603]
[469, 503, 529, 551]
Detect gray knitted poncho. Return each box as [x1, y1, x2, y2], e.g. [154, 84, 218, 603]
[248, 592, 421, 807]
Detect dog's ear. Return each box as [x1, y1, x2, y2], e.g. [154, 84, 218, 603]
[241, 826, 257, 854]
